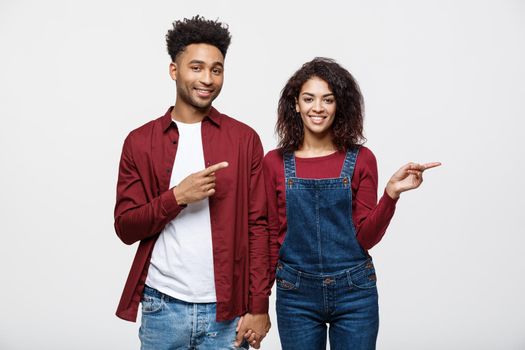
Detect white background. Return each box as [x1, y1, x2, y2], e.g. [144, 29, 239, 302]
[1, 0, 524, 349]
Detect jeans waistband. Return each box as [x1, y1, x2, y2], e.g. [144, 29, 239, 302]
[276, 258, 373, 280]
[143, 285, 208, 305]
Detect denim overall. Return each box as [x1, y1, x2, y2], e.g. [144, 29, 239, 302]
[276, 149, 379, 350]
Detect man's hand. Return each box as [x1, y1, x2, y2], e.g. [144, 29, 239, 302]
[172, 162, 229, 205]
[235, 313, 271, 349]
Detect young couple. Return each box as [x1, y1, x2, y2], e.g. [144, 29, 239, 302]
[114, 16, 440, 350]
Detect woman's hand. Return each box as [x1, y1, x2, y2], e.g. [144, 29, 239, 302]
[386, 162, 441, 199]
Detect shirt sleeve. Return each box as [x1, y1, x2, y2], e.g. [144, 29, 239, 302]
[263, 151, 281, 290]
[353, 148, 398, 250]
[247, 134, 270, 314]
[113, 134, 185, 245]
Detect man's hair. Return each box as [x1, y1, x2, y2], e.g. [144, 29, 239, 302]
[276, 57, 366, 153]
[166, 15, 231, 62]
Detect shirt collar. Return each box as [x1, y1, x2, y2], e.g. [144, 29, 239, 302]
[161, 106, 222, 132]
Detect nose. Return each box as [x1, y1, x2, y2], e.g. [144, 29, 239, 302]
[312, 99, 324, 113]
[200, 70, 213, 86]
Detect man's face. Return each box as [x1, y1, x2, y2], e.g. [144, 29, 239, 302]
[170, 43, 224, 111]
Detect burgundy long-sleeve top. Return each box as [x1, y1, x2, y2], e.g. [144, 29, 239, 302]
[263, 147, 398, 285]
[114, 107, 270, 322]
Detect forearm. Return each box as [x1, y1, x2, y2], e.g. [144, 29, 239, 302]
[114, 189, 184, 245]
[355, 190, 397, 250]
[248, 221, 270, 314]
[268, 234, 280, 288]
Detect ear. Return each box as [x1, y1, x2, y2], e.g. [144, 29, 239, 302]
[169, 62, 177, 81]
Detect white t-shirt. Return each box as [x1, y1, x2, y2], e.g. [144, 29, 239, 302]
[145, 121, 216, 303]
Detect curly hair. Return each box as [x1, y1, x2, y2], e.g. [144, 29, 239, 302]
[276, 57, 365, 153]
[166, 15, 231, 62]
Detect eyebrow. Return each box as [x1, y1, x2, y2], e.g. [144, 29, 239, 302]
[188, 59, 224, 68]
[301, 92, 334, 97]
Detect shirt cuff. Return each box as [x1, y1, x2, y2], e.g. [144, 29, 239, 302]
[249, 295, 269, 314]
[382, 189, 399, 206]
[160, 189, 186, 217]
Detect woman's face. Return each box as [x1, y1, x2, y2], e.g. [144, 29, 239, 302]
[296, 76, 336, 139]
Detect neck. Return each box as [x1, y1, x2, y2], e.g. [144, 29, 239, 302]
[171, 101, 210, 123]
[296, 132, 336, 157]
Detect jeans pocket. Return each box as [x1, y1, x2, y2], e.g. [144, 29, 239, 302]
[277, 278, 297, 290]
[275, 263, 300, 291]
[141, 294, 163, 314]
[347, 261, 377, 290]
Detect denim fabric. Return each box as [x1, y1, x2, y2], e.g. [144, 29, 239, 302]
[276, 260, 379, 350]
[277, 148, 379, 349]
[281, 150, 367, 274]
[139, 285, 249, 350]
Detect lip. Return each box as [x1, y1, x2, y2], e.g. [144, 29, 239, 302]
[308, 115, 327, 125]
[194, 87, 214, 98]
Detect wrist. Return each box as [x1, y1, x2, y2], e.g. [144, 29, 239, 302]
[173, 187, 187, 206]
[386, 181, 400, 200]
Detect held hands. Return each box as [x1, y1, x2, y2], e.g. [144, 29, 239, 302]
[235, 313, 271, 349]
[173, 162, 229, 205]
[386, 162, 441, 199]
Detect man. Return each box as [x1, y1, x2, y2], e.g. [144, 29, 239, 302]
[114, 16, 270, 349]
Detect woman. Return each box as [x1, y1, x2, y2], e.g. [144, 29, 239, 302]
[262, 57, 440, 349]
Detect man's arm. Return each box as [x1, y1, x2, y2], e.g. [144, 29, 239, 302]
[235, 133, 271, 348]
[247, 134, 270, 313]
[114, 135, 229, 245]
[114, 135, 185, 245]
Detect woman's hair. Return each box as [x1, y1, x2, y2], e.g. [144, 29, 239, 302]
[166, 15, 231, 62]
[276, 57, 365, 152]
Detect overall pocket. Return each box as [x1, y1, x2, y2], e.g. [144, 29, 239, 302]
[347, 260, 377, 290]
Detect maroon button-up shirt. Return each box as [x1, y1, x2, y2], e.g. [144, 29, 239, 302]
[114, 107, 270, 322]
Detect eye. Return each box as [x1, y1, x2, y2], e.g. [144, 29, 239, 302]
[303, 97, 313, 103]
[324, 98, 334, 104]
[212, 67, 223, 75]
[191, 66, 201, 72]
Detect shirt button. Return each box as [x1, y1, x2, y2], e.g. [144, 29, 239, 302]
[172, 140, 177, 144]
[342, 177, 349, 184]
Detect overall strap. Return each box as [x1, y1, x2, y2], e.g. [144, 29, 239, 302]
[340, 147, 360, 179]
[283, 152, 296, 178]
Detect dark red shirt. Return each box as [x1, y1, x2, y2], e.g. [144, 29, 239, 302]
[114, 107, 270, 322]
[263, 148, 398, 285]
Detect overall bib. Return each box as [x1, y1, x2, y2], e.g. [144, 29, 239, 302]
[276, 149, 379, 350]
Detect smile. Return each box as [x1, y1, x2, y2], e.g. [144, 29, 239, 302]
[195, 88, 213, 97]
[308, 115, 327, 124]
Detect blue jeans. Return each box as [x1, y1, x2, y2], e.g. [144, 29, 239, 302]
[139, 285, 249, 350]
[276, 260, 379, 350]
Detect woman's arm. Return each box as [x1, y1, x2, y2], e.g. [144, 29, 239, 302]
[354, 148, 441, 250]
[262, 151, 282, 288]
[353, 148, 398, 250]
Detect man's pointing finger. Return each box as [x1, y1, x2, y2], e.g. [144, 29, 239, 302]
[202, 161, 229, 175]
